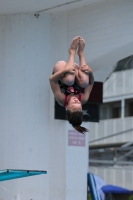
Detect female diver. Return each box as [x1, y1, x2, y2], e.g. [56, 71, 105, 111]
[49, 36, 94, 134]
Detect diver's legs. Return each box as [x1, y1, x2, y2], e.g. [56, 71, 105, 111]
[53, 36, 79, 86]
[75, 37, 92, 88]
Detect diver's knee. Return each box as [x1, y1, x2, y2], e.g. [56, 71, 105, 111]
[78, 80, 89, 88]
[63, 75, 75, 86]
[53, 60, 66, 73]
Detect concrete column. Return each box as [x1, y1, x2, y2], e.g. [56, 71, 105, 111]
[121, 99, 125, 118]
[66, 122, 88, 200]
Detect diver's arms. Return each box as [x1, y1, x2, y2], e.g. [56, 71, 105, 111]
[49, 66, 75, 82]
[49, 78, 65, 106]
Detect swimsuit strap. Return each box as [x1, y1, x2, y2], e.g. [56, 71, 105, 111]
[78, 93, 82, 102]
[63, 95, 68, 107]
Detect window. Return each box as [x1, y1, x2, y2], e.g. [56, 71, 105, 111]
[125, 98, 133, 117]
[100, 101, 121, 120]
[129, 102, 133, 116]
[100, 105, 108, 120]
[114, 55, 133, 72]
[113, 107, 121, 118]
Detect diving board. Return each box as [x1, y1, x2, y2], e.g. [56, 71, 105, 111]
[0, 169, 47, 182]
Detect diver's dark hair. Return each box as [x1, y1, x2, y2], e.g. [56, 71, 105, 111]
[66, 110, 88, 134]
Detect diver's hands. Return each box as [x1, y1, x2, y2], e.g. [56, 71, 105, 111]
[64, 65, 76, 74]
[80, 65, 92, 74]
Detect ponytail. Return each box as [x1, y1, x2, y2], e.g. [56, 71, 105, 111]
[66, 110, 88, 134]
[72, 125, 88, 134]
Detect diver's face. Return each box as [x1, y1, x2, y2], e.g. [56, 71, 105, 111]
[66, 96, 82, 111]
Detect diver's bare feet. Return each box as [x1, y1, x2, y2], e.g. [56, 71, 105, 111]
[77, 37, 85, 56]
[68, 36, 79, 55]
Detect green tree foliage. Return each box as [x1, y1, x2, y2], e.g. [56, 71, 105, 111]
[88, 194, 92, 200]
[128, 195, 133, 200]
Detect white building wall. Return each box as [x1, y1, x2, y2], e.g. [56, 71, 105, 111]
[89, 117, 133, 145]
[104, 69, 133, 98]
[49, 13, 68, 200]
[0, 13, 51, 200]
